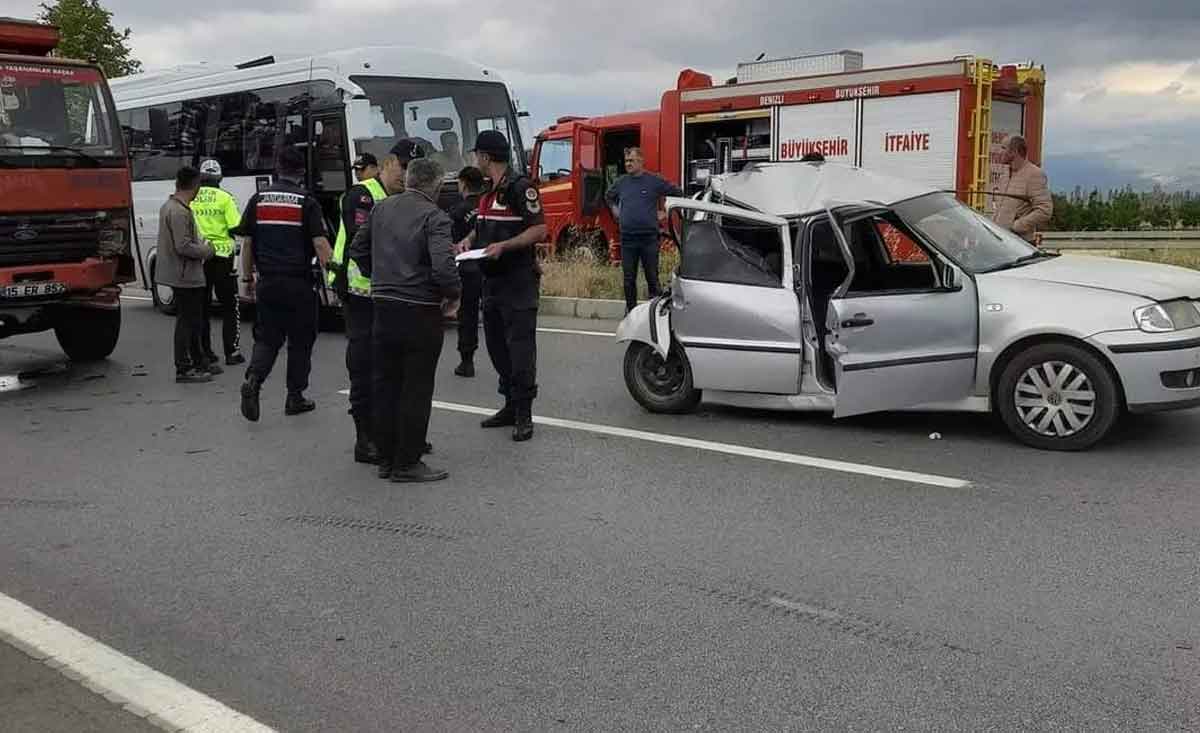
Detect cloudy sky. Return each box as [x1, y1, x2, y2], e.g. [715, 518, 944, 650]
[13, 0, 1200, 191]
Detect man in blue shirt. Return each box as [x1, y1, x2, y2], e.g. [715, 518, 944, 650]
[605, 148, 682, 312]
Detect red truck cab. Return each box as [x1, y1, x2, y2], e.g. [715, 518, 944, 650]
[530, 109, 663, 259]
[0, 17, 133, 361]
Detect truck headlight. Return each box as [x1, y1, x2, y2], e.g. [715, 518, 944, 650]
[1134, 301, 1200, 333]
[97, 211, 130, 256]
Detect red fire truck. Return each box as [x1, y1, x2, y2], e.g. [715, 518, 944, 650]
[531, 52, 1045, 259]
[0, 18, 133, 361]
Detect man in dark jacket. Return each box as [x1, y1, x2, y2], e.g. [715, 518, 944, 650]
[157, 166, 215, 383]
[605, 147, 682, 312]
[235, 148, 332, 421]
[448, 165, 485, 377]
[348, 158, 461, 483]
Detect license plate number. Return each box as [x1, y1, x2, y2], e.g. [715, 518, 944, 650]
[0, 282, 67, 298]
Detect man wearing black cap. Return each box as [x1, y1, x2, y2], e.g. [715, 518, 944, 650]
[352, 153, 379, 183]
[326, 140, 419, 462]
[236, 147, 332, 422]
[455, 130, 546, 442]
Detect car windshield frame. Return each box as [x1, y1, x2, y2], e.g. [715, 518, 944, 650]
[0, 60, 125, 165]
[349, 75, 525, 177]
[893, 192, 1041, 274]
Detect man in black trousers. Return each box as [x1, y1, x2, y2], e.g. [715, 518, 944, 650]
[448, 165, 485, 377]
[348, 158, 461, 483]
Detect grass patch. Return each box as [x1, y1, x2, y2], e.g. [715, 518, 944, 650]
[1113, 249, 1200, 270]
[541, 247, 680, 300]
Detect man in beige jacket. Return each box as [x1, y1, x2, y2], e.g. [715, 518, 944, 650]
[993, 135, 1052, 243]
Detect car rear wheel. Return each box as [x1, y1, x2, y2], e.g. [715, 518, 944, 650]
[996, 342, 1121, 451]
[149, 256, 177, 315]
[623, 341, 701, 414]
[55, 305, 121, 362]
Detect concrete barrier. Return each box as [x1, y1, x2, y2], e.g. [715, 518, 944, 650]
[541, 296, 626, 320]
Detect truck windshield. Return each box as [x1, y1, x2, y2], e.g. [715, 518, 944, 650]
[350, 76, 524, 177]
[895, 192, 1041, 274]
[0, 62, 123, 165]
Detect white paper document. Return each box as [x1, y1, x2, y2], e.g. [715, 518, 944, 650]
[455, 249, 487, 263]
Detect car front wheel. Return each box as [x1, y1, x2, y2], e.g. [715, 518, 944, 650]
[996, 342, 1121, 451]
[623, 341, 701, 414]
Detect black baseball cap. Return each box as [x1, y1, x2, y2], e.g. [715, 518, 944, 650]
[469, 130, 510, 161]
[352, 153, 378, 170]
[389, 138, 424, 164]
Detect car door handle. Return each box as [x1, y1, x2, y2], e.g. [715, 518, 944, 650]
[841, 315, 874, 328]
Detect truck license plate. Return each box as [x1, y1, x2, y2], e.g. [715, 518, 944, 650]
[0, 282, 67, 299]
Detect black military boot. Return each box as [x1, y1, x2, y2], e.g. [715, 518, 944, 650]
[454, 353, 475, 378]
[512, 402, 534, 442]
[353, 414, 379, 464]
[239, 374, 261, 422]
[285, 392, 316, 416]
[480, 402, 516, 429]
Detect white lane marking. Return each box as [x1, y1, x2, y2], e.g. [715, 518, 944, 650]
[536, 327, 614, 338]
[767, 597, 842, 620]
[0, 593, 276, 732]
[430, 400, 970, 489]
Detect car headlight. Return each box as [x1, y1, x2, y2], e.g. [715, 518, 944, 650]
[1134, 301, 1200, 333]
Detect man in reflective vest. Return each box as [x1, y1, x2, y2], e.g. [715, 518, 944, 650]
[193, 159, 243, 367]
[327, 140, 421, 463]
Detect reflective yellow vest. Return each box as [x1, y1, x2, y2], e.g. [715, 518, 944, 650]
[329, 177, 387, 296]
[191, 186, 240, 258]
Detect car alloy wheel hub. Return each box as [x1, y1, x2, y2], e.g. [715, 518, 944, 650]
[1014, 361, 1096, 438]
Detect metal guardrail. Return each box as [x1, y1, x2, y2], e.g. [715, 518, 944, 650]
[1040, 231, 1200, 250]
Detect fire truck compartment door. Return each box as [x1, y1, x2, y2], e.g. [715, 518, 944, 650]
[775, 100, 857, 164]
[859, 91, 960, 191]
[572, 124, 604, 217]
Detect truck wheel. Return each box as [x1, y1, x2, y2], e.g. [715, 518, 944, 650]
[624, 341, 701, 414]
[149, 257, 177, 315]
[996, 342, 1121, 451]
[55, 305, 121, 362]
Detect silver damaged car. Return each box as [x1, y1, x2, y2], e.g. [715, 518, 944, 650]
[616, 162, 1200, 450]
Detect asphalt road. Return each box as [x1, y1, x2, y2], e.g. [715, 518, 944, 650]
[1, 297, 1197, 731]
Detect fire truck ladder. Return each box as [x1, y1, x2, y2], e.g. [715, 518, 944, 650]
[968, 58, 996, 212]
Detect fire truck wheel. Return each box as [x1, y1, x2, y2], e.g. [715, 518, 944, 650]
[149, 256, 178, 316]
[55, 305, 121, 362]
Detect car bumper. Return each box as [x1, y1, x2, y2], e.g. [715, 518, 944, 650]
[1090, 329, 1200, 414]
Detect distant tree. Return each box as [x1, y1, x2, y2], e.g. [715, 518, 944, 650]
[1049, 194, 1087, 231]
[1082, 189, 1107, 230]
[1148, 204, 1175, 229]
[37, 0, 141, 78]
[1106, 191, 1142, 230]
[1179, 199, 1200, 228]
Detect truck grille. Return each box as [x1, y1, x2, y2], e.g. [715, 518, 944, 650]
[0, 212, 103, 267]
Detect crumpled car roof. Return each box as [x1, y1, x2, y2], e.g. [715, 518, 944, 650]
[713, 161, 940, 217]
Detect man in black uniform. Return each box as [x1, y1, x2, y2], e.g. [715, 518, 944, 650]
[328, 139, 420, 462]
[236, 147, 332, 422]
[448, 165, 485, 378]
[455, 131, 546, 442]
